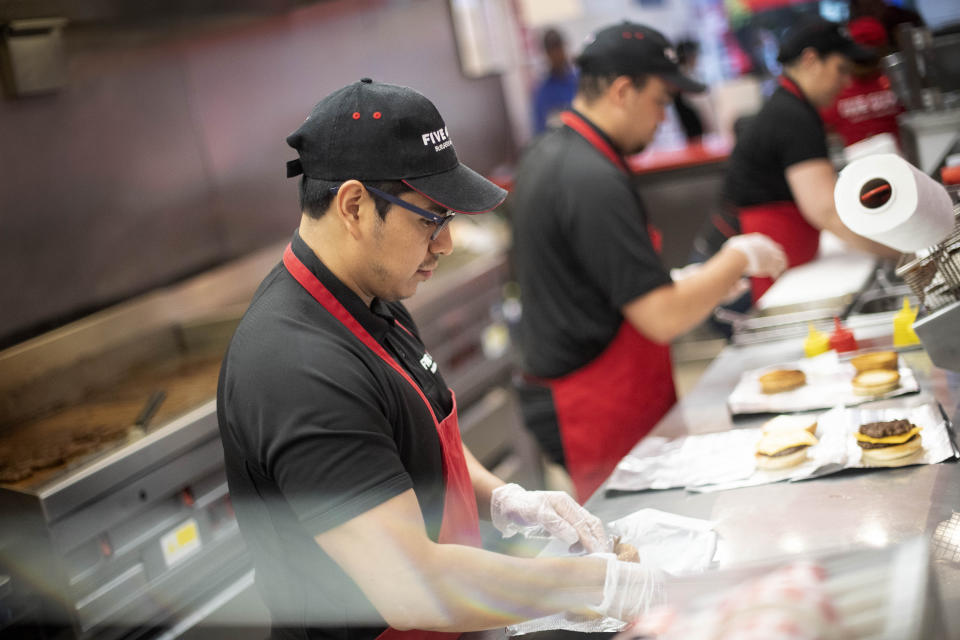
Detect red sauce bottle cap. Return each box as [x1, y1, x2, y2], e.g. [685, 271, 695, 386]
[829, 316, 858, 352]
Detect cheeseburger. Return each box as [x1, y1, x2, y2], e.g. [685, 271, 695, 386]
[856, 419, 923, 465]
[755, 428, 819, 470]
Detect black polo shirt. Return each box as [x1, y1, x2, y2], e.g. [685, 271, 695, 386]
[510, 111, 671, 379]
[725, 81, 828, 207]
[217, 231, 451, 640]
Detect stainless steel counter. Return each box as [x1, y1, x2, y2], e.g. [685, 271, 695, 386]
[581, 331, 960, 635]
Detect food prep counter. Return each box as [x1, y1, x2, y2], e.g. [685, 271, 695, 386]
[584, 339, 958, 635]
[464, 308, 959, 640]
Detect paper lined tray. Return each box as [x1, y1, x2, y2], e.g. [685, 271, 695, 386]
[727, 351, 919, 415]
[606, 403, 957, 494]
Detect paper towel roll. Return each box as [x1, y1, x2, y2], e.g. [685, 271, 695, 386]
[834, 153, 955, 252]
[843, 133, 900, 165]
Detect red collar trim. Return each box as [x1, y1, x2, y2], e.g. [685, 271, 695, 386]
[560, 111, 631, 175]
[778, 75, 805, 100]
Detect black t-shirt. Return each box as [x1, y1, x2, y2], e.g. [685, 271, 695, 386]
[724, 83, 828, 206]
[510, 112, 671, 379]
[217, 231, 452, 640]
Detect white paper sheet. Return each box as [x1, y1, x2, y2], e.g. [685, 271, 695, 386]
[727, 350, 919, 415]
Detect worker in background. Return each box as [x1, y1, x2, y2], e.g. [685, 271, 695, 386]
[848, 0, 925, 51]
[532, 28, 578, 134]
[218, 78, 668, 640]
[673, 39, 705, 142]
[692, 17, 900, 310]
[510, 22, 788, 501]
[820, 16, 904, 148]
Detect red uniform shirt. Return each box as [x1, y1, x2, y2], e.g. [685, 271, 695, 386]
[820, 72, 903, 147]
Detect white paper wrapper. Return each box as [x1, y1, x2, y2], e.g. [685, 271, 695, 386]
[727, 351, 919, 415]
[505, 509, 718, 636]
[606, 403, 956, 494]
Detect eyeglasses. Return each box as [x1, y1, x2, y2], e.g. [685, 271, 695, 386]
[329, 184, 456, 241]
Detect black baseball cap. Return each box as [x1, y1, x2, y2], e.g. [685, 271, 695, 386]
[286, 78, 506, 214]
[574, 21, 705, 93]
[777, 17, 875, 65]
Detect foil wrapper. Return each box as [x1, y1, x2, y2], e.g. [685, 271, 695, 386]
[606, 403, 956, 494]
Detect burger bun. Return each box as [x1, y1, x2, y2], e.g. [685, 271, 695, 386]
[859, 435, 923, 466]
[852, 369, 900, 396]
[758, 369, 806, 394]
[762, 414, 818, 436]
[756, 447, 809, 470]
[850, 350, 898, 373]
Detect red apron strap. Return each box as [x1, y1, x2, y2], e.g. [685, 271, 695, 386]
[778, 75, 805, 100]
[647, 224, 663, 255]
[283, 244, 440, 426]
[561, 111, 631, 175]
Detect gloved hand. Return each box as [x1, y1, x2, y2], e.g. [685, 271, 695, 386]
[723, 233, 788, 278]
[670, 263, 751, 304]
[490, 483, 609, 553]
[589, 553, 665, 622]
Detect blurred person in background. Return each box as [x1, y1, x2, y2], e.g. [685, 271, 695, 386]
[673, 39, 705, 142]
[510, 22, 787, 501]
[532, 28, 578, 134]
[849, 0, 925, 50]
[820, 16, 904, 148]
[692, 17, 900, 313]
[218, 78, 669, 640]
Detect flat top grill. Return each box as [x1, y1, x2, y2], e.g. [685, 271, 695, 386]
[0, 353, 223, 489]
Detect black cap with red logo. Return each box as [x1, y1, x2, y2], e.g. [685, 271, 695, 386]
[286, 78, 506, 214]
[574, 21, 705, 93]
[776, 17, 875, 65]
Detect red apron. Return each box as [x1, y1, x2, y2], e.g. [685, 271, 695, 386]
[739, 201, 820, 302]
[738, 76, 822, 303]
[283, 244, 481, 640]
[547, 112, 678, 501]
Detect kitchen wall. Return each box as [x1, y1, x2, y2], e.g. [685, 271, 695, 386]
[0, 0, 515, 347]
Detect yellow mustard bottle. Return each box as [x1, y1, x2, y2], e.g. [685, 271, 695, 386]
[893, 297, 921, 347]
[804, 323, 831, 357]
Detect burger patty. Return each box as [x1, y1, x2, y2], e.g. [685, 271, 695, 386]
[758, 445, 808, 458]
[859, 419, 914, 439]
[858, 433, 920, 450]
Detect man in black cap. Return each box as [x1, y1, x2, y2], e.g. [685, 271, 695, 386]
[693, 16, 899, 310]
[509, 22, 788, 501]
[217, 79, 665, 640]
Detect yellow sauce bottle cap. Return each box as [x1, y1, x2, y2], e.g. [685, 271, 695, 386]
[804, 323, 831, 357]
[893, 297, 921, 346]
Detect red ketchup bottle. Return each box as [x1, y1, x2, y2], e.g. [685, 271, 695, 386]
[829, 317, 858, 353]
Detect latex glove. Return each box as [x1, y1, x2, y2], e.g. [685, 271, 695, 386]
[490, 483, 609, 553]
[671, 263, 750, 304]
[721, 277, 751, 304]
[723, 233, 788, 278]
[589, 553, 665, 622]
[669, 263, 703, 283]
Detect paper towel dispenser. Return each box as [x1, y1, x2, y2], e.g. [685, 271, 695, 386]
[1, 17, 68, 97]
